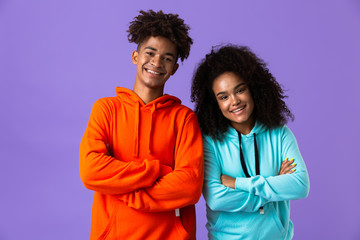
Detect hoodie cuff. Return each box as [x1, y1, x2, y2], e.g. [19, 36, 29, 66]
[235, 177, 251, 192]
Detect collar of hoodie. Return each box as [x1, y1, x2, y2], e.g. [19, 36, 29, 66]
[227, 121, 267, 141]
[115, 87, 181, 157]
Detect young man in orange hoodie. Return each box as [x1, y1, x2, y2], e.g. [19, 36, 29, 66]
[79, 10, 204, 240]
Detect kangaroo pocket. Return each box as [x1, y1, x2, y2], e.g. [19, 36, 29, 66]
[175, 214, 192, 239]
[98, 205, 119, 240]
[211, 210, 256, 236]
[101, 202, 189, 239]
[209, 203, 285, 239]
[264, 203, 285, 239]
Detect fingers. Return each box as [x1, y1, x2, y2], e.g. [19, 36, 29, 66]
[279, 158, 296, 175]
[221, 175, 236, 189]
[220, 175, 227, 183]
[105, 143, 111, 156]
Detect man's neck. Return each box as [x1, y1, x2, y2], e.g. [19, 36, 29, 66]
[133, 86, 164, 105]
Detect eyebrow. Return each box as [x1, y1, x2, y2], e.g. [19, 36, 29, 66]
[216, 83, 246, 96]
[144, 46, 176, 58]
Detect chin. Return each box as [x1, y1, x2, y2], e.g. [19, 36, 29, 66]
[145, 82, 166, 89]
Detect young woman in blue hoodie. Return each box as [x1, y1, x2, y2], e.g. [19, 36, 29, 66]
[191, 45, 310, 239]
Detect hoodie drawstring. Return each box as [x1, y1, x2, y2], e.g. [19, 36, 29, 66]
[116, 88, 180, 158]
[237, 132, 264, 214]
[237, 132, 259, 177]
[133, 101, 140, 157]
[148, 104, 156, 154]
[133, 101, 156, 157]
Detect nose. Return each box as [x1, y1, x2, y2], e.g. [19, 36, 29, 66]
[150, 55, 162, 67]
[230, 94, 240, 106]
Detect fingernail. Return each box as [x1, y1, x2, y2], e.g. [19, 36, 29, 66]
[292, 169, 296, 172]
[285, 158, 288, 161]
[290, 158, 294, 161]
[291, 163, 297, 166]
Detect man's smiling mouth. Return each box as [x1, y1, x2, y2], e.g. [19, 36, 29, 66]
[145, 68, 164, 75]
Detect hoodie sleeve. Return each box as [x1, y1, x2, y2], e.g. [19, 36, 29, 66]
[235, 126, 310, 201]
[79, 99, 162, 195]
[120, 113, 204, 212]
[202, 136, 268, 213]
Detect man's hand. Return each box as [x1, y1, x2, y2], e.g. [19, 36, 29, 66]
[221, 175, 236, 189]
[105, 143, 112, 156]
[279, 158, 296, 175]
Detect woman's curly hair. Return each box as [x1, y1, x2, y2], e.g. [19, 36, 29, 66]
[127, 10, 193, 62]
[191, 44, 294, 140]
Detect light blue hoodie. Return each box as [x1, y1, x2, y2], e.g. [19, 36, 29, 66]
[203, 122, 310, 240]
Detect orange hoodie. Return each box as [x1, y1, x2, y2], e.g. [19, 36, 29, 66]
[80, 87, 204, 240]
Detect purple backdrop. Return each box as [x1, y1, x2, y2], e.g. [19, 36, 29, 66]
[1, 0, 360, 239]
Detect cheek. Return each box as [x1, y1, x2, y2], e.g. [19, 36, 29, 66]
[166, 64, 176, 74]
[217, 101, 228, 115]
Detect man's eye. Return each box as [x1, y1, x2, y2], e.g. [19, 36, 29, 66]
[164, 57, 173, 62]
[146, 52, 154, 56]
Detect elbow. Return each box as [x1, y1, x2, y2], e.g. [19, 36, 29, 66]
[301, 182, 310, 199]
[187, 181, 203, 205]
[79, 163, 97, 191]
[193, 186, 203, 204]
[79, 151, 94, 189]
[79, 151, 104, 191]
[203, 191, 223, 211]
[207, 199, 222, 211]
[296, 178, 310, 199]
[206, 195, 232, 212]
[80, 171, 93, 190]
[184, 173, 203, 205]
[301, 174, 310, 198]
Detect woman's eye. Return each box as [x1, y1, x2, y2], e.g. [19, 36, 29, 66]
[164, 57, 172, 62]
[146, 52, 154, 56]
[220, 96, 228, 100]
[237, 88, 245, 93]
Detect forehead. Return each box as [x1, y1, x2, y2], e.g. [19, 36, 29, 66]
[212, 72, 245, 91]
[139, 36, 177, 55]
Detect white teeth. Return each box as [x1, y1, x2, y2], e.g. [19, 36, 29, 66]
[232, 106, 245, 112]
[147, 69, 160, 75]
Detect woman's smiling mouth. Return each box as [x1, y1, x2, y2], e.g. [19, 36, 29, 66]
[230, 105, 246, 114]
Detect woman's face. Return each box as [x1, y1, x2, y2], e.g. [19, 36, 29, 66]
[212, 72, 255, 134]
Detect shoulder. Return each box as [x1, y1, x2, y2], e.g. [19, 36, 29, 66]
[265, 124, 293, 136]
[267, 125, 298, 145]
[169, 103, 198, 122]
[91, 97, 119, 114]
[95, 96, 118, 106]
[202, 130, 231, 149]
[171, 103, 194, 114]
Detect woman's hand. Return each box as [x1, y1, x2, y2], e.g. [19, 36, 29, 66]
[221, 175, 236, 189]
[221, 158, 295, 189]
[279, 158, 296, 175]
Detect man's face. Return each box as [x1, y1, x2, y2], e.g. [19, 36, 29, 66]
[132, 36, 179, 92]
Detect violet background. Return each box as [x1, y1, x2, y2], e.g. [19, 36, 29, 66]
[1, 0, 359, 239]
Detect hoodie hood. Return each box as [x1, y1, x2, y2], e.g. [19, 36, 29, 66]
[115, 87, 181, 157]
[116, 87, 181, 109]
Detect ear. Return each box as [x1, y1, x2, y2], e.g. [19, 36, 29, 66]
[131, 50, 138, 65]
[171, 63, 179, 75]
